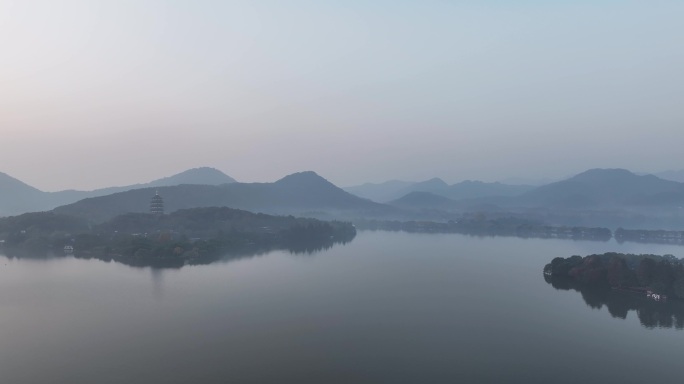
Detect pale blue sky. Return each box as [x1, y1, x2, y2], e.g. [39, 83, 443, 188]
[1, 0, 683, 190]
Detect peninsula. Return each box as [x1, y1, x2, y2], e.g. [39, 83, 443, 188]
[0, 207, 357, 268]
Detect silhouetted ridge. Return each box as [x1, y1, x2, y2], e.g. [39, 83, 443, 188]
[345, 176, 532, 203]
[275, 171, 336, 190]
[520, 168, 684, 208]
[148, 167, 236, 186]
[272, 171, 387, 209]
[0, 172, 42, 194]
[569, 168, 657, 184]
[0, 172, 49, 215]
[446, 180, 533, 200]
[54, 171, 396, 222]
[390, 191, 455, 209]
[415, 177, 449, 189]
[571, 168, 629, 179]
[655, 169, 684, 183]
[0, 167, 238, 217]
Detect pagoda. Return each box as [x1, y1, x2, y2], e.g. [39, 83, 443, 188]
[150, 191, 165, 215]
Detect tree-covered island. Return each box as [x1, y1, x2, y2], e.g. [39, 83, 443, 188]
[0, 207, 356, 268]
[544, 253, 684, 300]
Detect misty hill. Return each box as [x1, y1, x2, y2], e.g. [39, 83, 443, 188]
[0, 167, 236, 217]
[654, 170, 684, 183]
[381, 169, 684, 228]
[0, 172, 51, 216]
[53, 171, 395, 223]
[516, 168, 684, 209]
[343, 178, 449, 202]
[497, 176, 556, 186]
[389, 191, 457, 210]
[93, 167, 237, 195]
[343, 180, 416, 202]
[387, 178, 453, 202]
[444, 181, 533, 201]
[152, 166, 237, 185]
[53, 167, 236, 200]
[409, 178, 450, 193]
[345, 177, 532, 202]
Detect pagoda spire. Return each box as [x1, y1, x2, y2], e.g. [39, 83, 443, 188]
[150, 190, 165, 215]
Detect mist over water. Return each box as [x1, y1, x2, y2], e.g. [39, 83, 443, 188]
[1, 232, 682, 383]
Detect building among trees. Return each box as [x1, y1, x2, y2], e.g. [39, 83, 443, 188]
[150, 191, 164, 215]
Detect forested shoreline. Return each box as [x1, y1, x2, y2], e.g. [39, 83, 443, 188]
[544, 253, 684, 300]
[355, 218, 612, 241]
[0, 207, 356, 268]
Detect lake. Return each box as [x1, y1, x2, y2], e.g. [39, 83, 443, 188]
[1, 231, 682, 383]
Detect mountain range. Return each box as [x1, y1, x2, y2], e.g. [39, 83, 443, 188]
[653, 170, 684, 184]
[515, 168, 684, 209]
[344, 178, 534, 203]
[384, 169, 684, 212]
[53, 171, 393, 223]
[0, 167, 235, 216]
[5, 166, 684, 229]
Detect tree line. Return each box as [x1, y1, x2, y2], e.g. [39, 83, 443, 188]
[0, 207, 356, 267]
[544, 252, 684, 299]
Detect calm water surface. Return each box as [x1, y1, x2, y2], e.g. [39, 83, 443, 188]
[1, 232, 682, 383]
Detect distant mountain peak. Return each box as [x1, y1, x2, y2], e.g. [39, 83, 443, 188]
[520, 167, 684, 209]
[654, 169, 684, 183]
[573, 168, 633, 177]
[274, 171, 345, 193]
[276, 171, 327, 184]
[150, 167, 236, 186]
[390, 190, 455, 209]
[394, 191, 453, 203]
[410, 177, 449, 191]
[54, 170, 391, 222]
[457, 180, 489, 186]
[569, 168, 661, 184]
[0, 171, 47, 216]
[0, 172, 42, 193]
[175, 167, 225, 175]
[422, 177, 448, 185]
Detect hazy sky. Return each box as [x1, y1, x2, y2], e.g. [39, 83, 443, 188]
[1, 0, 683, 191]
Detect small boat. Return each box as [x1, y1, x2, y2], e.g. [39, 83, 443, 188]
[64, 245, 74, 254]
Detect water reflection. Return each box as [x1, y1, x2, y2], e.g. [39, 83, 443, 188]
[544, 275, 684, 329]
[0, 232, 356, 269]
[150, 268, 165, 300]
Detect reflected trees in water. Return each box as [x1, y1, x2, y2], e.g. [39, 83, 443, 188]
[544, 274, 684, 330]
